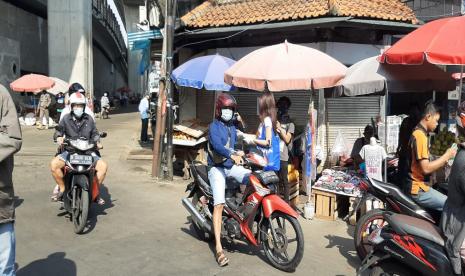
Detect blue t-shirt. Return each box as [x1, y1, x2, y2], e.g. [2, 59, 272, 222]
[208, 119, 236, 169]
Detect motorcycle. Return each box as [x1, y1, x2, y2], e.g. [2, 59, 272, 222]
[58, 132, 107, 234]
[357, 212, 454, 276]
[350, 177, 437, 260]
[101, 105, 110, 119]
[182, 152, 304, 272]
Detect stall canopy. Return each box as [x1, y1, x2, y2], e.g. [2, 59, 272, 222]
[224, 40, 347, 92]
[172, 54, 236, 92]
[10, 74, 55, 93]
[47, 77, 69, 95]
[337, 56, 456, 96]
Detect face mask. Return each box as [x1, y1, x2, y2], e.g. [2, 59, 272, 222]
[73, 107, 84, 118]
[221, 109, 233, 122]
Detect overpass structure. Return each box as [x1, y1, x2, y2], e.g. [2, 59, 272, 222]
[0, 0, 131, 103]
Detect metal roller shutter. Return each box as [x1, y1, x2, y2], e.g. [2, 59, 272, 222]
[326, 97, 381, 158]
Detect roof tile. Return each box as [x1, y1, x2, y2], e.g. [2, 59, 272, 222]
[181, 0, 418, 28]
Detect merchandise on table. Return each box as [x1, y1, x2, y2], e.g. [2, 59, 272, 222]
[314, 168, 363, 196]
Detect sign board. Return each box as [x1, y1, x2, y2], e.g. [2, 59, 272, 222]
[449, 89, 460, 100]
[128, 29, 162, 49]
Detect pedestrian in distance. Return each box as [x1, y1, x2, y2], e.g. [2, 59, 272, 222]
[37, 90, 51, 129]
[55, 92, 65, 123]
[0, 85, 22, 276]
[138, 94, 150, 143]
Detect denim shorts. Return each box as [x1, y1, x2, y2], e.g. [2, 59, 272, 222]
[208, 165, 251, 206]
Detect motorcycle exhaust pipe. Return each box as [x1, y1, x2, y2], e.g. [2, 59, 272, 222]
[182, 198, 212, 233]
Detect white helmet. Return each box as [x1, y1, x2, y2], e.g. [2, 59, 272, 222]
[69, 92, 86, 107]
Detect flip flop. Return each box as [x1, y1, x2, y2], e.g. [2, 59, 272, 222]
[96, 197, 105, 206]
[216, 251, 229, 267]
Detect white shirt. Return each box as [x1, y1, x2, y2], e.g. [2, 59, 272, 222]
[139, 97, 149, 119]
[359, 143, 387, 181]
[101, 96, 110, 107]
[258, 116, 272, 138]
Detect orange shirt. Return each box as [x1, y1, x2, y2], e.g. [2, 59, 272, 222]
[407, 126, 430, 195]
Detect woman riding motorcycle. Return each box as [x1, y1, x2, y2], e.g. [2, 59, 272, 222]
[207, 93, 251, 267]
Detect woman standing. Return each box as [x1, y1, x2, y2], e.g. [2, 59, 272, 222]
[249, 92, 280, 172]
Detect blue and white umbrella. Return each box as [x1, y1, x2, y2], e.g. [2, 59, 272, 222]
[172, 54, 236, 91]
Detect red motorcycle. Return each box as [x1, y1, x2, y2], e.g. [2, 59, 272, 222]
[182, 152, 304, 272]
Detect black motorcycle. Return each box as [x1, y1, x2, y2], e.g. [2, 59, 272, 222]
[350, 177, 436, 260]
[358, 212, 454, 276]
[59, 133, 107, 234]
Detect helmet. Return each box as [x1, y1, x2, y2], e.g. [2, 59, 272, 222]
[215, 93, 237, 118]
[69, 92, 86, 107]
[104, 92, 108, 97]
[69, 83, 85, 95]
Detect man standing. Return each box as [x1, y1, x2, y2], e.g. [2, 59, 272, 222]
[37, 91, 51, 129]
[351, 125, 374, 168]
[0, 86, 22, 276]
[138, 94, 150, 143]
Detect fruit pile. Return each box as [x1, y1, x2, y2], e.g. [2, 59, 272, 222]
[430, 128, 458, 156]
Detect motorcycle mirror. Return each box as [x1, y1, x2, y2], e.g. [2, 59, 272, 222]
[100, 132, 107, 138]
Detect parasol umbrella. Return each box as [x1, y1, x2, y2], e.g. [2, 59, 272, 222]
[224, 41, 347, 92]
[10, 74, 55, 93]
[47, 77, 69, 95]
[379, 15, 465, 104]
[338, 56, 455, 96]
[172, 54, 236, 91]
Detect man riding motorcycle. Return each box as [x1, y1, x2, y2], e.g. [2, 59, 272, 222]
[60, 83, 95, 122]
[50, 92, 108, 203]
[441, 101, 465, 275]
[207, 93, 251, 267]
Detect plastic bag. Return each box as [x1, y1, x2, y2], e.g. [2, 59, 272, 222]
[257, 124, 280, 171]
[331, 130, 349, 158]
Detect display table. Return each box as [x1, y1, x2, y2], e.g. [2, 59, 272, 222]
[312, 186, 360, 223]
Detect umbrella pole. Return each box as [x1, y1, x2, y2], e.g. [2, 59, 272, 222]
[459, 65, 464, 108]
[384, 89, 389, 182]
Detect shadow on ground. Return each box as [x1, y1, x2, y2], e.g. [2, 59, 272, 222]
[325, 234, 360, 270]
[81, 184, 115, 234]
[17, 252, 76, 276]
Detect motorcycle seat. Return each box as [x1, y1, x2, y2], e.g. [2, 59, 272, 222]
[372, 179, 424, 212]
[389, 213, 444, 246]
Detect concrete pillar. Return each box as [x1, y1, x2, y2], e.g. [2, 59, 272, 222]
[124, 4, 143, 96]
[47, 0, 93, 96]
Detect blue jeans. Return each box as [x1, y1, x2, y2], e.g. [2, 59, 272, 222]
[208, 165, 251, 206]
[411, 188, 447, 212]
[0, 222, 15, 276]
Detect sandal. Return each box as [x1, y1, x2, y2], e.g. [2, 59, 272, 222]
[216, 251, 229, 267]
[96, 197, 105, 206]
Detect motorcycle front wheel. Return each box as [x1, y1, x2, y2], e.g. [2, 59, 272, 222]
[261, 212, 304, 272]
[72, 184, 89, 234]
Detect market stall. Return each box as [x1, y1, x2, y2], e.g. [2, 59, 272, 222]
[171, 54, 236, 179]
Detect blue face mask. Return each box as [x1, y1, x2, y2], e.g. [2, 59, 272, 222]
[73, 107, 84, 118]
[221, 109, 233, 122]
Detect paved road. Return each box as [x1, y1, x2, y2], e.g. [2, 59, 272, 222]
[12, 109, 359, 276]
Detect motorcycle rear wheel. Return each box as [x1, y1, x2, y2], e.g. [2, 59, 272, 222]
[73, 186, 89, 234]
[191, 193, 213, 241]
[261, 212, 304, 272]
[355, 209, 387, 260]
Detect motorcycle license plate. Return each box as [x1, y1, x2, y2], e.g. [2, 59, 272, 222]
[70, 154, 93, 165]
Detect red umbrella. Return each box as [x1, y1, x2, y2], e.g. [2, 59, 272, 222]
[10, 74, 55, 93]
[379, 16, 465, 104]
[379, 16, 465, 65]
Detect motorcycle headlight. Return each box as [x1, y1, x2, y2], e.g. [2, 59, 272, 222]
[70, 140, 95, 151]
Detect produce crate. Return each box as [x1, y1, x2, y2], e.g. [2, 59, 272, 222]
[312, 189, 337, 221]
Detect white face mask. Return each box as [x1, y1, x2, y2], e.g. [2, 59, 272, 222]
[73, 107, 84, 118]
[221, 109, 233, 122]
